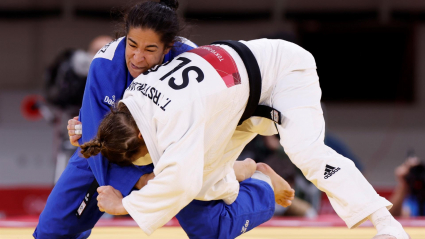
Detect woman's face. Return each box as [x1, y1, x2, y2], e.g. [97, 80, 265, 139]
[125, 27, 171, 78]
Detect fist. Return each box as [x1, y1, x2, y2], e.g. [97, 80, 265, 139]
[67, 116, 82, 147]
[97, 186, 128, 215]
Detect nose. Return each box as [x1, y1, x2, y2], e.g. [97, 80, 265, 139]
[133, 49, 145, 62]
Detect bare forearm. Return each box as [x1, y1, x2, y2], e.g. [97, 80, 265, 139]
[134, 173, 155, 190]
[389, 183, 408, 217]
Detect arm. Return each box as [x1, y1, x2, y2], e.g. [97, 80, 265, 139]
[79, 55, 148, 195]
[122, 102, 205, 235]
[389, 157, 419, 216]
[389, 182, 409, 217]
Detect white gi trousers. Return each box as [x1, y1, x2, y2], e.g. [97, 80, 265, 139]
[231, 39, 392, 228]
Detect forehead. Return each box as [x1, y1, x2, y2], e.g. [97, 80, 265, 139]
[127, 27, 164, 47]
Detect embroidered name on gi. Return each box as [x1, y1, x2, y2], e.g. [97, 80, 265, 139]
[126, 81, 172, 111]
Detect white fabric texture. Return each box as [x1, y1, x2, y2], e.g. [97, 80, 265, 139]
[368, 207, 409, 239]
[121, 45, 250, 235]
[120, 39, 392, 234]
[242, 39, 392, 228]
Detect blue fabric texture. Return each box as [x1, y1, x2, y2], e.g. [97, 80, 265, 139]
[176, 178, 275, 239]
[34, 38, 196, 239]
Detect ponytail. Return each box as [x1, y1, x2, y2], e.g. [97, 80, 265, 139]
[80, 140, 102, 158]
[80, 102, 144, 167]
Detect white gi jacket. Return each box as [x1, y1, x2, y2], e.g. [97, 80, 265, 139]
[121, 39, 391, 235]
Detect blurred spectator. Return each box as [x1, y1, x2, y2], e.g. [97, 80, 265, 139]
[43, 35, 113, 182]
[45, 35, 113, 115]
[389, 156, 425, 217]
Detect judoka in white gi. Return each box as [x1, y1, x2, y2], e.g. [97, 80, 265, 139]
[81, 39, 410, 239]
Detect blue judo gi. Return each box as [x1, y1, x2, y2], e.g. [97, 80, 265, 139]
[34, 38, 275, 239]
[34, 37, 196, 239]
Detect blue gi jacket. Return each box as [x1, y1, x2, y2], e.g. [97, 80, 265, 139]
[77, 37, 196, 196]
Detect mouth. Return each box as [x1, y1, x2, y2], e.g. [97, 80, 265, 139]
[130, 62, 144, 71]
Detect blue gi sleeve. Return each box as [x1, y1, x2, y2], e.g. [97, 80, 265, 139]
[77, 55, 145, 196]
[77, 37, 196, 196]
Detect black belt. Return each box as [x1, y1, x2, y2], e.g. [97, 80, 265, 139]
[211, 40, 282, 125]
[76, 178, 99, 218]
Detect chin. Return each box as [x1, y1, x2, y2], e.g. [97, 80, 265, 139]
[129, 70, 141, 78]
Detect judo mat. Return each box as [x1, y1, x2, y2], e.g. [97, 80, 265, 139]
[1, 216, 424, 239]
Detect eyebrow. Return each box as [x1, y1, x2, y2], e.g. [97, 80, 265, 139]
[128, 38, 158, 48]
[128, 38, 138, 45]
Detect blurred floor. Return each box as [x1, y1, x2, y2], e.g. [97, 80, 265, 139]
[0, 216, 424, 239]
[1, 227, 424, 239]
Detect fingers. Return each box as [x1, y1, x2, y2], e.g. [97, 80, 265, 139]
[68, 117, 82, 146]
[96, 186, 122, 214]
[97, 185, 111, 194]
[69, 135, 81, 147]
[68, 127, 82, 135]
[67, 125, 82, 134]
[67, 118, 82, 127]
[68, 118, 82, 139]
[97, 194, 104, 212]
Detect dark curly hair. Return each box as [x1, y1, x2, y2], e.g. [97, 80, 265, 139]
[116, 0, 184, 48]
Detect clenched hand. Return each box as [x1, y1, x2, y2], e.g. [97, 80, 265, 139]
[97, 186, 128, 215]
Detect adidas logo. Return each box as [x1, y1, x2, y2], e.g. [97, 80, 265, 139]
[324, 164, 341, 179]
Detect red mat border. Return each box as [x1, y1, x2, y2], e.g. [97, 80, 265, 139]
[1, 215, 424, 228]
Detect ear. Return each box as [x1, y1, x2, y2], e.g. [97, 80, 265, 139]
[163, 43, 173, 55]
[138, 132, 143, 140]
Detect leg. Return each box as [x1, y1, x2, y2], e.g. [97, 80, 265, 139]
[369, 207, 411, 239]
[233, 158, 256, 182]
[34, 151, 104, 239]
[272, 66, 407, 238]
[176, 178, 275, 239]
[256, 163, 294, 207]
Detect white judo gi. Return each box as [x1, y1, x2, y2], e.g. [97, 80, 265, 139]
[120, 38, 392, 235]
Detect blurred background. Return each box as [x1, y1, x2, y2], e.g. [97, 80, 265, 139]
[0, 0, 424, 218]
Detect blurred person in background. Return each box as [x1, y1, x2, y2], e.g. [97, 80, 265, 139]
[34, 1, 198, 238]
[390, 155, 425, 217]
[44, 35, 113, 182]
[45, 35, 113, 114]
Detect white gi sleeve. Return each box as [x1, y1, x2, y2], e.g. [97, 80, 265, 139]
[122, 101, 205, 235]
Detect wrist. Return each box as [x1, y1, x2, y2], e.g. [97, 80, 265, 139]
[135, 174, 151, 190]
[116, 200, 128, 215]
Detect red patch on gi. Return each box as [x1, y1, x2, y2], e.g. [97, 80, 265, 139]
[189, 45, 241, 88]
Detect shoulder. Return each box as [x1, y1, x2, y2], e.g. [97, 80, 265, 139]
[176, 37, 197, 49]
[89, 37, 127, 80]
[168, 37, 198, 57]
[93, 37, 126, 61]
